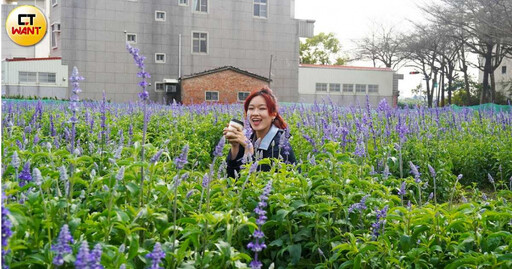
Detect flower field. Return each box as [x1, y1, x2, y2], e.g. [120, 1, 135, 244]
[2, 95, 512, 268]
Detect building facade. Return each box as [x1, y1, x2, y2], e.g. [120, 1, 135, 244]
[298, 64, 402, 107]
[479, 57, 512, 100]
[24, 0, 312, 103]
[180, 66, 270, 105]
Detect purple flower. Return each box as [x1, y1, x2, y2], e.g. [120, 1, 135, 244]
[427, 164, 436, 178]
[2, 193, 13, 259]
[398, 181, 406, 196]
[428, 192, 434, 201]
[213, 136, 225, 158]
[150, 149, 164, 163]
[116, 166, 125, 181]
[18, 162, 32, 187]
[201, 173, 210, 188]
[146, 242, 165, 269]
[10, 151, 20, 169]
[487, 173, 494, 184]
[174, 144, 189, 170]
[371, 205, 388, 239]
[409, 161, 421, 183]
[126, 43, 150, 101]
[247, 180, 273, 268]
[75, 241, 90, 268]
[348, 195, 369, 213]
[90, 244, 103, 269]
[52, 224, 74, 266]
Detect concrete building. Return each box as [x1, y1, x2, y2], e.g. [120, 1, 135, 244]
[1, 0, 314, 103]
[1, 57, 68, 98]
[479, 57, 512, 100]
[298, 64, 402, 107]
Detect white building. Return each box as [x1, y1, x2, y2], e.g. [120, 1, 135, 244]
[298, 64, 402, 107]
[2, 57, 68, 98]
[479, 57, 512, 101]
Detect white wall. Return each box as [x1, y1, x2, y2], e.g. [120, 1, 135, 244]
[2, 59, 68, 98]
[298, 65, 396, 106]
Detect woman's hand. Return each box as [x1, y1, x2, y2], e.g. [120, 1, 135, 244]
[223, 124, 247, 148]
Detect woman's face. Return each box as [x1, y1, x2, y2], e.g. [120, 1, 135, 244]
[247, 95, 274, 135]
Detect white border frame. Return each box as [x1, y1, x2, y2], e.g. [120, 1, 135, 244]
[155, 53, 166, 63]
[329, 83, 341, 93]
[237, 91, 250, 102]
[205, 91, 219, 101]
[126, 33, 137, 44]
[52, 0, 58, 7]
[155, 10, 166, 21]
[191, 31, 209, 54]
[178, 0, 189, 6]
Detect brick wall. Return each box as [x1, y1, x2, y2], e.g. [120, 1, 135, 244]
[181, 70, 269, 105]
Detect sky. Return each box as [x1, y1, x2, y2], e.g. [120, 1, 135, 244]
[294, 0, 431, 98]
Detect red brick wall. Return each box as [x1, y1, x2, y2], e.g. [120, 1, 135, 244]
[181, 70, 269, 105]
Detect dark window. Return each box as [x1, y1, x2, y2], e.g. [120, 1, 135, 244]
[205, 91, 218, 101]
[238, 91, 250, 101]
[502, 66, 507, 74]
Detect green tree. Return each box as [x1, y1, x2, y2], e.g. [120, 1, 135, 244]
[300, 32, 348, 65]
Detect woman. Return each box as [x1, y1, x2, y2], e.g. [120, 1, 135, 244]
[224, 87, 296, 178]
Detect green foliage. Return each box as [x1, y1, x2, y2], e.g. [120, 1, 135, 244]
[1, 100, 511, 268]
[299, 32, 348, 65]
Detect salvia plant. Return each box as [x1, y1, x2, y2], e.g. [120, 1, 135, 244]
[1, 95, 511, 268]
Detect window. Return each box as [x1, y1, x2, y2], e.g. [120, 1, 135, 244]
[179, 0, 188, 5]
[315, 83, 327, 92]
[39, 72, 56, 83]
[155, 11, 166, 21]
[51, 23, 60, 48]
[343, 84, 354, 93]
[19, 72, 37, 83]
[126, 33, 137, 44]
[165, 84, 177, 93]
[329, 83, 341, 92]
[205, 91, 218, 101]
[254, 0, 268, 18]
[192, 32, 208, 54]
[193, 0, 208, 13]
[155, 82, 164, 92]
[368, 84, 379, 93]
[155, 53, 166, 63]
[502, 66, 507, 74]
[355, 84, 366, 93]
[238, 91, 250, 101]
[52, 0, 58, 6]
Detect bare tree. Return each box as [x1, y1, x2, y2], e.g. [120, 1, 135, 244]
[354, 23, 409, 70]
[421, 0, 512, 104]
[403, 24, 444, 107]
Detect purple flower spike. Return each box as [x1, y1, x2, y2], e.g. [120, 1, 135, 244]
[18, 162, 32, 187]
[2, 192, 13, 260]
[174, 144, 189, 170]
[409, 161, 421, 183]
[213, 136, 225, 158]
[52, 224, 74, 266]
[248, 180, 273, 268]
[126, 43, 150, 101]
[146, 242, 165, 269]
[427, 164, 436, 178]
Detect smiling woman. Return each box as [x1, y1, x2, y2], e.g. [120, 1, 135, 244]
[223, 86, 296, 178]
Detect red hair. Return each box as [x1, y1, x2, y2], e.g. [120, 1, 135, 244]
[244, 86, 287, 129]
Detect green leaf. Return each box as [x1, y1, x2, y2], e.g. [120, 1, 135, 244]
[288, 244, 301, 265]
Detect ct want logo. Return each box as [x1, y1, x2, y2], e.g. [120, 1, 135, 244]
[5, 5, 47, 46]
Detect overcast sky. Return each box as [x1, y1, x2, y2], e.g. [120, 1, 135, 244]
[294, 0, 431, 98]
